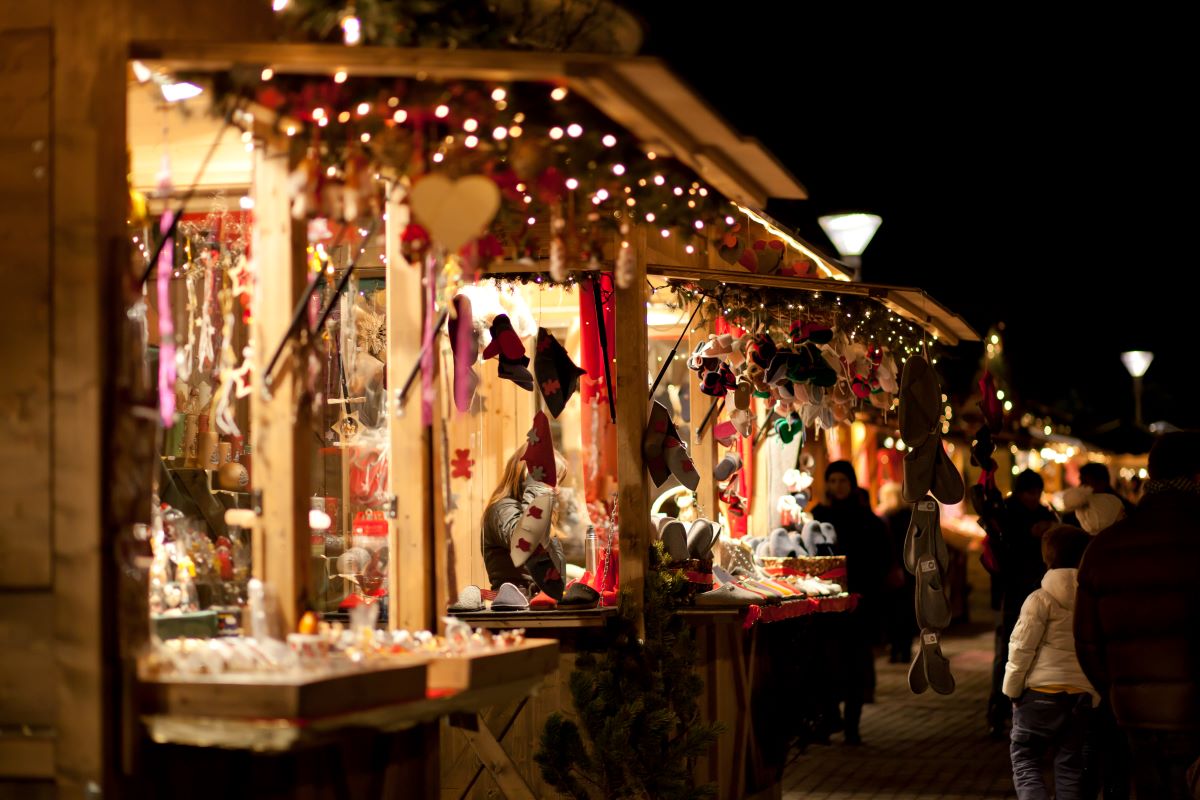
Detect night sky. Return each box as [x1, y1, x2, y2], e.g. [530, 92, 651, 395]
[637, 6, 1192, 440]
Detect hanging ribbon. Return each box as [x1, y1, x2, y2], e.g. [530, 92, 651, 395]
[156, 209, 176, 427]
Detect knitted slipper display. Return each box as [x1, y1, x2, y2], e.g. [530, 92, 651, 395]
[449, 584, 483, 612]
[491, 582, 530, 612]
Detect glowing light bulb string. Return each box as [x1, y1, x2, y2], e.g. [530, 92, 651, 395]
[138, 101, 242, 288]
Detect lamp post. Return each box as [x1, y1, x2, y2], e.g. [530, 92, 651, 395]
[1121, 350, 1154, 428]
[818, 213, 882, 282]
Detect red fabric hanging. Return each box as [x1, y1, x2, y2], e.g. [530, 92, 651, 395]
[579, 275, 618, 520]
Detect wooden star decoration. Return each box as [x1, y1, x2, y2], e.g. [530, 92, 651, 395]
[330, 410, 363, 447]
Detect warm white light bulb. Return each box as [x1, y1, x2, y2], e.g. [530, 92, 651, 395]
[492, 126, 508, 140]
[435, 104, 449, 118]
[565, 178, 579, 190]
[602, 134, 617, 147]
[356, 102, 369, 116]
[549, 126, 564, 140]
[341, 15, 362, 45]
[566, 123, 583, 138]
[550, 86, 568, 101]
[261, 68, 274, 81]
[393, 109, 408, 123]
[333, 70, 348, 84]
[491, 88, 507, 102]
[612, 164, 625, 176]
[464, 118, 478, 132]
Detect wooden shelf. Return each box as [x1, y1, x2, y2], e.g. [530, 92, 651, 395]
[447, 607, 617, 629]
[426, 639, 559, 692]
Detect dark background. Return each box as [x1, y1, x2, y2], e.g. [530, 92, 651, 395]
[636, 5, 1192, 440]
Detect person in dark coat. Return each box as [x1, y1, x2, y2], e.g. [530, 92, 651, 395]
[987, 469, 1058, 738]
[813, 460, 893, 745]
[1075, 432, 1200, 800]
[878, 482, 917, 663]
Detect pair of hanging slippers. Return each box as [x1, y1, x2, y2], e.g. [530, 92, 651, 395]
[774, 412, 804, 444]
[905, 497, 952, 630]
[899, 355, 964, 504]
[659, 517, 718, 562]
[643, 401, 699, 490]
[482, 314, 534, 391]
[909, 629, 956, 695]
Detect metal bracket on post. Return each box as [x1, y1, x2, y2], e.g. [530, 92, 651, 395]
[252, 489, 264, 516]
[383, 494, 398, 520]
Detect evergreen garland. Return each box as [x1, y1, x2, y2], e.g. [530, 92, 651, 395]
[535, 543, 724, 799]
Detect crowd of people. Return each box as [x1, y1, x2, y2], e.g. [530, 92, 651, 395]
[816, 432, 1200, 800]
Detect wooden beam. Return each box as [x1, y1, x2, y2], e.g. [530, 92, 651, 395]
[687, 318, 718, 521]
[249, 137, 310, 633]
[613, 228, 650, 638]
[385, 189, 433, 630]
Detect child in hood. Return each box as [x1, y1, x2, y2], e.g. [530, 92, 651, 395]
[1004, 524, 1097, 800]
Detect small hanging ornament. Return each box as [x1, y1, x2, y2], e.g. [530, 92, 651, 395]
[330, 409, 363, 447]
[451, 449, 474, 479]
[549, 212, 567, 283]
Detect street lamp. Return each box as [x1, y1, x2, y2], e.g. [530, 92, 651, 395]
[1121, 350, 1154, 428]
[818, 213, 882, 281]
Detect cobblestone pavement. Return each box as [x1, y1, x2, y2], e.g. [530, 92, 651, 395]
[783, 627, 1016, 800]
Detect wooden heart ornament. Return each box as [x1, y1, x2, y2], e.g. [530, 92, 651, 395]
[409, 174, 501, 252]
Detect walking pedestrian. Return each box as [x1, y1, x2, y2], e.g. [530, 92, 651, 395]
[1075, 432, 1200, 800]
[1005, 524, 1096, 800]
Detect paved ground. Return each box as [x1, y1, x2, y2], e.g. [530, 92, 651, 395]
[782, 626, 1016, 800]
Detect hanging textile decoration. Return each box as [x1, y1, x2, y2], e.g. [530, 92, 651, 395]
[534, 328, 587, 418]
[156, 153, 176, 427]
[482, 313, 533, 390]
[522, 411, 557, 487]
[447, 294, 479, 413]
[579, 275, 618, 510]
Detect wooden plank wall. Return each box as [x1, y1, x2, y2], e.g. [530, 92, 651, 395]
[0, 29, 56, 787]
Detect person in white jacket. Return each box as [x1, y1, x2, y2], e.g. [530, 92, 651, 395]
[1004, 524, 1097, 800]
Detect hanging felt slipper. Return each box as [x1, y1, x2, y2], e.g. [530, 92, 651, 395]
[687, 519, 718, 559]
[448, 295, 479, 414]
[915, 555, 952, 630]
[713, 452, 743, 481]
[733, 379, 752, 410]
[900, 355, 941, 447]
[664, 436, 700, 490]
[713, 420, 738, 447]
[902, 435, 939, 503]
[908, 647, 929, 695]
[930, 444, 965, 505]
[449, 584, 483, 613]
[775, 412, 804, 445]
[904, 496, 947, 575]
[920, 629, 956, 695]
[535, 328, 587, 418]
[643, 401, 673, 487]
[523, 412, 557, 487]
[660, 519, 689, 562]
[491, 582, 530, 612]
[510, 493, 553, 568]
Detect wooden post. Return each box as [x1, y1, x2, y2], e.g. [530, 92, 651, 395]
[250, 137, 310, 634]
[385, 188, 433, 631]
[687, 314, 718, 520]
[613, 228, 650, 637]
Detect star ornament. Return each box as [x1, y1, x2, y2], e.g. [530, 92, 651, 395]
[330, 410, 363, 447]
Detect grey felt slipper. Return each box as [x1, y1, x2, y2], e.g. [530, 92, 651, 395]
[694, 582, 761, 607]
[930, 443, 965, 505]
[920, 629, 956, 695]
[904, 497, 947, 575]
[769, 527, 798, 557]
[902, 435, 939, 503]
[687, 519, 717, 559]
[899, 355, 940, 447]
[908, 647, 929, 695]
[915, 556, 952, 630]
[800, 520, 822, 555]
[449, 585, 483, 613]
[713, 452, 743, 481]
[661, 520, 689, 562]
[788, 531, 807, 556]
[491, 582, 530, 612]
